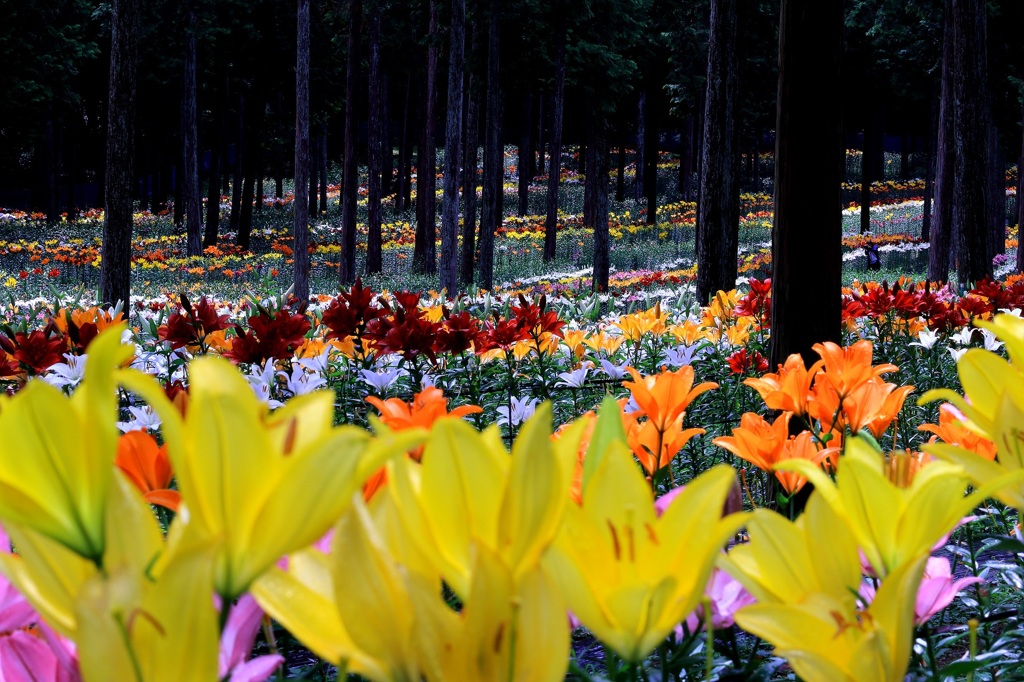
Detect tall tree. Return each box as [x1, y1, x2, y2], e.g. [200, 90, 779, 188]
[950, 0, 994, 285]
[440, 0, 465, 293]
[460, 21, 481, 286]
[414, 0, 439, 275]
[367, 4, 384, 274]
[294, 0, 310, 301]
[696, 0, 740, 303]
[99, 0, 139, 307]
[591, 116, 611, 291]
[769, 0, 843, 367]
[1017, 100, 1024, 273]
[543, 22, 566, 262]
[477, 0, 501, 289]
[929, 0, 954, 281]
[182, 0, 202, 257]
[341, 0, 362, 284]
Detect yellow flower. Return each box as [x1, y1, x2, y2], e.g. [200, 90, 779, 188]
[543, 442, 744, 663]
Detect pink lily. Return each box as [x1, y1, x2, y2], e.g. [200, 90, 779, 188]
[219, 594, 284, 682]
[859, 556, 982, 625]
[677, 568, 757, 637]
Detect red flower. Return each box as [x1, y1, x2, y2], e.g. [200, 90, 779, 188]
[363, 293, 439, 362]
[8, 329, 65, 374]
[734, 277, 772, 326]
[435, 309, 484, 355]
[321, 278, 383, 341]
[225, 308, 312, 364]
[727, 348, 769, 375]
[479, 316, 530, 352]
[158, 294, 230, 350]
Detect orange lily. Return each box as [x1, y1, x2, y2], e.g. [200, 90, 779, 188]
[842, 380, 915, 439]
[622, 366, 717, 433]
[363, 387, 482, 500]
[744, 353, 818, 417]
[561, 329, 588, 361]
[714, 413, 836, 495]
[623, 412, 704, 478]
[919, 403, 997, 462]
[812, 339, 897, 399]
[114, 431, 181, 511]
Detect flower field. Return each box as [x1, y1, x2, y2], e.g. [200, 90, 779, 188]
[0, 155, 1023, 680]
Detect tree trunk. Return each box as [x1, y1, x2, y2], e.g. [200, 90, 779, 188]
[768, 0, 843, 369]
[616, 125, 626, 202]
[583, 117, 596, 229]
[367, 6, 384, 274]
[204, 70, 228, 247]
[294, 0, 311, 301]
[440, 0, 465, 294]
[922, 87, 937, 242]
[951, 0, 993, 286]
[99, 0, 139, 308]
[341, 0, 362, 284]
[517, 92, 532, 216]
[396, 74, 411, 211]
[477, 0, 501, 289]
[182, 1, 201, 254]
[537, 94, 545, 179]
[237, 93, 263, 249]
[592, 117, 610, 292]
[414, 0, 439, 275]
[643, 88, 658, 224]
[543, 25, 565, 262]
[230, 94, 246, 236]
[930, 0, 954, 282]
[460, 68, 480, 285]
[1017, 101, 1024, 273]
[319, 133, 328, 213]
[696, 0, 739, 304]
[990, 124, 1004, 256]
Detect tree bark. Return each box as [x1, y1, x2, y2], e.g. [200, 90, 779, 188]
[367, 6, 384, 274]
[341, 0, 362, 284]
[414, 0, 439, 275]
[768, 0, 843, 369]
[951, 0, 993, 285]
[397, 74, 412, 211]
[440, 0, 464, 294]
[635, 91, 645, 204]
[230, 94, 246, 236]
[460, 70, 480, 285]
[183, 1, 202, 256]
[592, 117, 610, 292]
[1017, 101, 1024, 273]
[990, 124, 1004, 256]
[99, 0, 139, 308]
[643, 87, 658, 224]
[517, 92, 532, 216]
[294, 0, 311, 301]
[477, 0, 501, 289]
[696, 0, 740, 304]
[616, 125, 626, 202]
[204, 69, 229, 247]
[930, 0, 954, 282]
[922, 87, 937, 242]
[543, 25, 565, 262]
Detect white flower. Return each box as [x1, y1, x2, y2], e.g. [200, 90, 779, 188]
[42, 353, 87, 389]
[909, 329, 939, 351]
[279, 365, 328, 397]
[947, 347, 968, 363]
[662, 343, 703, 367]
[556, 363, 592, 389]
[295, 346, 333, 375]
[599, 358, 629, 380]
[246, 359, 284, 408]
[980, 329, 1004, 352]
[117, 405, 162, 432]
[360, 367, 404, 394]
[950, 328, 974, 346]
[496, 396, 539, 428]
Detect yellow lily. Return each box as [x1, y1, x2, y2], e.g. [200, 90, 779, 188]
[0, 324, 130, 562]
[735, 555, 928, 682]
[921, 313, 1024, 510]
[124, 354, 421, 601]
[779, 436, 978, 577]
[387, 404, 572, 598]
[542, 442, 745, 663]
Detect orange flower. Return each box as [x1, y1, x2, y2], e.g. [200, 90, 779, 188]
[552, 411, 596, 504]
[623, 411, 704, 478]
[919, 403, 997, 461]
[812, 339, 897, 399]
[622, 366, 717, 433]
[841, 380, 915, 439]
[363, 387, 482, 500]
[114, 431, 180, 511]
[713, 412, 836, 495]
[743, 353, 818, 417]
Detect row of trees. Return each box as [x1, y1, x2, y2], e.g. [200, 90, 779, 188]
[3, 0, 1023, 361]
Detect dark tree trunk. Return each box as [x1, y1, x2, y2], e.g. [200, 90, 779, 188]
[294, 0, 311, 301]
[237, 93, 263, 249]
[583, 118, 596, 229]
[396, 74, 412, 211]
[319, 133, 328, 213]
[930, 1, 954, 281]
[204, 70, 228, 247]
[414, 0, 439, 275]
[635, 91, 646, 204]
[341, 0, 362, 284]
[951, 0, 993, 285]
[440, 0, 465, 293]
[616, 125, 626, 202]
[477, 0, 501, 289]
[99, 0, 139, 308]
[592, 117, 610, 292]
[537, 94, 545, 179]
[643, 88, 658, 224]
[696, 0, 740, 304]
[367, 6, 384, 274]
[517, 92, 532, 216]
[460, 64, 480, 286]
[1018, 101, 1024, 273]
[990, 125, 1004, 256]
[768, 0, 843, 369]
[694, 88, 705, 256]
[543, 25, 565, 262]
[230, 94, 246, 236]
[922, 88, 937, 242]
